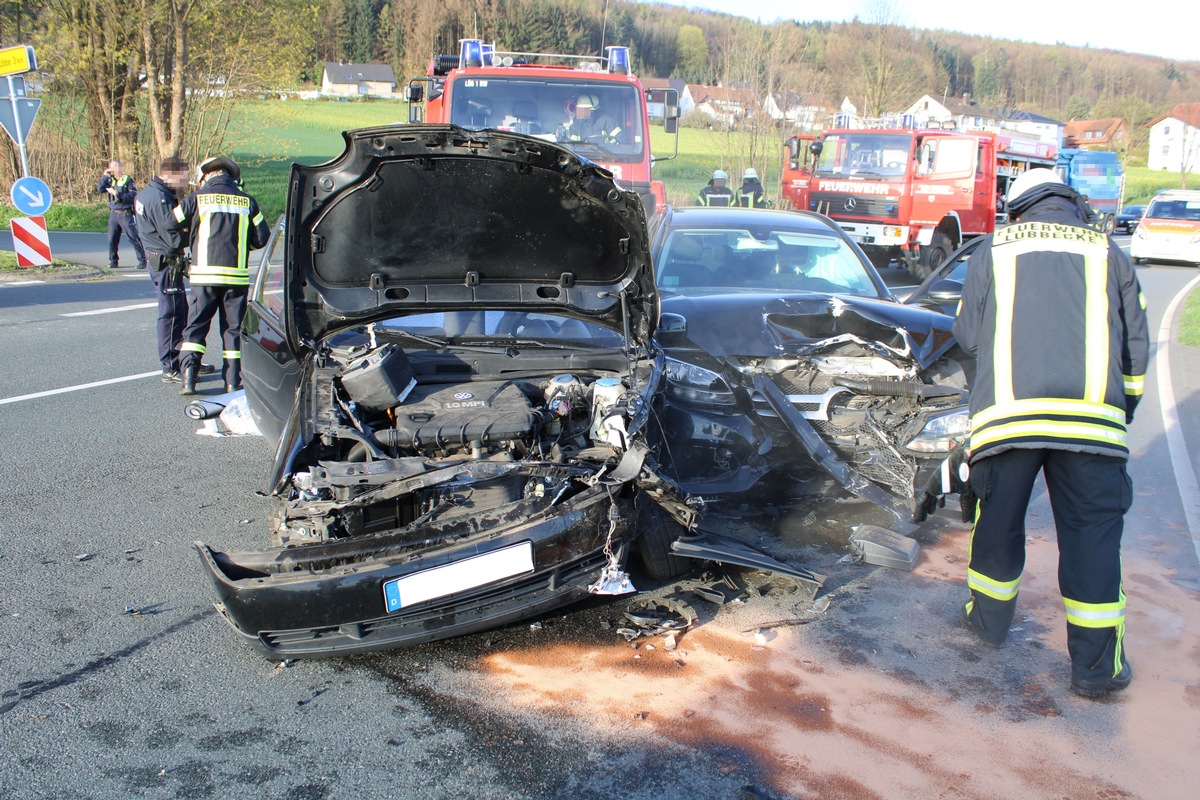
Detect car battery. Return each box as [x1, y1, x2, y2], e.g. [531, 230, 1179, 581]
[340, 344, 417, 411]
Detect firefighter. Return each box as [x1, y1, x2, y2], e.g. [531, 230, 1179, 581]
[175, 156, 270, 396]
[697, 170, 734, 207]
[737, 167, 768, 208]
[134, 156, 212, 384]
[953, 168, 1149, 698]
[96, 160, 147, 270]
[556, 93, 619, 143]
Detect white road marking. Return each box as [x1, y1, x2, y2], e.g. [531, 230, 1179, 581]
[1156, 272, 1200, 564]
[0, 371, 160, 406]
[60, 302, 157, 317]
[1, 280, 47, 286]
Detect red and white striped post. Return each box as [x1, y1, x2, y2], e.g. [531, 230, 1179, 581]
[10, 214, 52, 267]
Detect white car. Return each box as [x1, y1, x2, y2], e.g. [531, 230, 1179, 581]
[1130, 190, 1200, 266]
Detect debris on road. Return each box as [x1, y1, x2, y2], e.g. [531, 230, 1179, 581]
[849, 524, 921, 570]
[74, 553, 94, 562]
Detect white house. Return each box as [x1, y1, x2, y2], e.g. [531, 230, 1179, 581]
[321, 62, 397, 97]
[903, 94, 1063, 148]
[643, 78, 691, 121]
[771, 92, 833, 131]
[687, 84, 760, 127]
[1148, 103, 1200, 174]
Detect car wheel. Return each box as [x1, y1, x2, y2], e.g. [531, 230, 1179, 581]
[914, 230, 952, 281]
[633, 494, 692, 580]
[1103, 213, 1115, 235]
[1132, 257, 1146, 265]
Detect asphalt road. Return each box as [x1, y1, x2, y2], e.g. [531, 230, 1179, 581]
[1, 239, 1198, 799]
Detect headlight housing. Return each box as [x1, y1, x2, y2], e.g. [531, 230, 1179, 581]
[664, 358, 737, 407]
[905, 407, 970, 453]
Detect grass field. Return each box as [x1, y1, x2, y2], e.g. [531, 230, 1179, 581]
[1181, 287, 1200, 347]
[7, 96, 1195, 231]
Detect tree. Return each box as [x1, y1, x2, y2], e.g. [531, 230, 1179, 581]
[856, 0, 928, 117]
[674, 24, 709, 84]
[1064, 94, 1092, 121]
[140, 0, 196, 160]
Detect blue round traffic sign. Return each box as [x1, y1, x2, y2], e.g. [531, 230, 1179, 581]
[11, 175, 52, 216]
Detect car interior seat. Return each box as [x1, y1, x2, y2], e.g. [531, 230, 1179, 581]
[658, 235, 707, 288]
[511, 100, 541, 134]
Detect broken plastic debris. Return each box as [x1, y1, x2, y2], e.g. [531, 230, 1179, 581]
[849, 524, 920, 570]
[238, 519, 253, 525]
[75, 553, 94, 562]
[812, 595, 832, 614]
[753, 629, 776, 645]
[529, 622, 543, 631]
[664, 633, 678, 651]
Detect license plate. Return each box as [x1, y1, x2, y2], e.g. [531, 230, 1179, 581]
[382, 541, 534, 612]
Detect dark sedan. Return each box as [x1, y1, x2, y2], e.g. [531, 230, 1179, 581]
[194, 126, 696, 658]
[1115, 204, 1146, 235]
[651, 206, 972, 523]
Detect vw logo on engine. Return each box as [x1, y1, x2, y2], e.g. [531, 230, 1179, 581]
[844, 198, 857, 211]
[453, 392, 474, 400]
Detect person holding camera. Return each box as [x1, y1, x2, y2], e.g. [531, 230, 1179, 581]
[95, 160, 147, 270]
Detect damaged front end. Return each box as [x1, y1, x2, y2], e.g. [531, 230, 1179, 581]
[661, 295, 972, 522]
[198, 335, 697, 658]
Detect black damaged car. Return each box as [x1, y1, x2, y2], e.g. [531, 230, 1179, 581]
[195, 126, 696, 657]
[651, 206, 972, 524]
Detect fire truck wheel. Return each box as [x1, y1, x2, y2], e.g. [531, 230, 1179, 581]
[914, 230, 952, 280]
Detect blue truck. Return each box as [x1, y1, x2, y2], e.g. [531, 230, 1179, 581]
[1056, 148, 1125, 234]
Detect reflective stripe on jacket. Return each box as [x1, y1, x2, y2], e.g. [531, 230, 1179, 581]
[952, 199, 1149, 462]
[173, 174, 269, 287]
[697, 185, 734, 207]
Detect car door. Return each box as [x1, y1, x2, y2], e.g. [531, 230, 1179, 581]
[903, 237, 983, 317]
[240, 218, 302, 443]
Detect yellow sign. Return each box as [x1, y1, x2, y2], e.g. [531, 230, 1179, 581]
[0, 46, 36, 77]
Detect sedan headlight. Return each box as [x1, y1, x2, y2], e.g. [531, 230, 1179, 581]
[664, 358, 737, 407]
[905, 407, 970, 453]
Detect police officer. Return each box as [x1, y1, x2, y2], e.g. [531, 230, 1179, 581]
[135, 156, 213, 384]
[953, 168, 1149, 698]
[737, 168, 768, 208]
[175, 156, 270, 396]
[697, 170, 734, 207]
[96, 160, 147, 270]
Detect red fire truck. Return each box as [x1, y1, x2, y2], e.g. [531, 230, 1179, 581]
[781, 125, 1056, 279]
[405, 40, 678, 214]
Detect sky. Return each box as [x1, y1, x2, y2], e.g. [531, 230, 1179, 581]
[645, 0, 1197, 64]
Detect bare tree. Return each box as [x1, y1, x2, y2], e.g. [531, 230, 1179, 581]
[856, 0, 927, 117]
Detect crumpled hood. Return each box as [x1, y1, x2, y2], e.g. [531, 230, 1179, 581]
[661, 291, 956, 368]
[285, 125, 656, 348]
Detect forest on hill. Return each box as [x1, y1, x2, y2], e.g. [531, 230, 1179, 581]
[0, 0, 1196, 189]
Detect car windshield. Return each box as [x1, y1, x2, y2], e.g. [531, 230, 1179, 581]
[1145, 198, 1200, 221]
[448, 76, 645, 162]
[656, 227, 883, 299]
[1121, 205, 1145, 216]
[374, 311, 624, 347]
[813, 133, 912, 178]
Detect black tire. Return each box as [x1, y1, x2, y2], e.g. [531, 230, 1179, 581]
[1102, 213, 1116, 235]
[913, 229, 952, 281]
[633, 495, 692, 580]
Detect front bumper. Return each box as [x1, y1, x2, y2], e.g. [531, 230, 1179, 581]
[1130, 234, 1200, 263]
[196, 487, 625, 657]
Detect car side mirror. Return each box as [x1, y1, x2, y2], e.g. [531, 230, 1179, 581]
[657, 312, 688, 347]
[927, 279, 964, 305]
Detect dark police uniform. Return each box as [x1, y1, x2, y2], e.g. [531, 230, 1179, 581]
[96, 172, 147, 270]
[135, 176, 188, 378]
[697, 181, 734, 207]
[953, 191, 1149, 695]
[738, 177, 768, 208]
[174, 171, 270, 392]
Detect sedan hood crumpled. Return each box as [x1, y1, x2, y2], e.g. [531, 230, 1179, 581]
[661, 291, 957, 368]
[286, 124, 656, 347]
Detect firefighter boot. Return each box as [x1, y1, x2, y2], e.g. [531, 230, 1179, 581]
[1069, 626, 1132, 697]
[224, 359, 242, 393]
[180, 363, 198, 396]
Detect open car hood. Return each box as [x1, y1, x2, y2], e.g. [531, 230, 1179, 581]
[286, 125, 656, 348]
